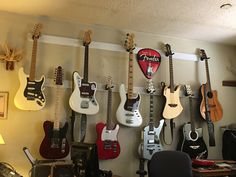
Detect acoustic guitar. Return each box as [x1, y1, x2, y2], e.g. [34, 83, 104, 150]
[199, 49, 223, 122]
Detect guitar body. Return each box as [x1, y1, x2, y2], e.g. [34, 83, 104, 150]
[142, 119, 164, 160]
[163, 85, 183, 119]
[178, 123, 208, 159]
[40, 120, 69, 159]
[69, 71, 99, 115]
[200, 84, 223, 122]
[14, 67, 46, 111]
[96, 122, 120, 160]
[116, 84, 142, 127]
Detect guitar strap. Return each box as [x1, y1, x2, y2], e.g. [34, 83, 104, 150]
[71, 112, 87, 143]
[162, 119, 175, 145]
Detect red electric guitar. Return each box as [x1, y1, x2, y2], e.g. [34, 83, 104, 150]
[96, 77, 120, 160]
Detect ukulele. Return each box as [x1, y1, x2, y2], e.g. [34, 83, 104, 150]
[116, 33, 142, 127]
[139, 79, 164, 160]
[96, 77, 120, 160]
[69, 30, 99, 115]
[39, 66, 69, 159]
[162, 44, 183, 119]
[14, 23, 46, 110]
[199, 49, 223, 122]
[177, 85, 208, 159]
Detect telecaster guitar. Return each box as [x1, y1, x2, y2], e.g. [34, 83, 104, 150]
[39, 66, 69, 159]
[96, 77, 120, 159]
[116, 33, 142, 127]
[69, 30, 99, 115]
[14, 23, 46, 111]
[162, 44, 183, 119]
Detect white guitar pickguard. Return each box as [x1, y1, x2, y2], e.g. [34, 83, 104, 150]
[101, 124, 119, 141]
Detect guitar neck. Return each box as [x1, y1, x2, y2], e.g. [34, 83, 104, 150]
[205, 59, 212, 92]
[169, 55, 175, 93]
[127, 52, 134, 99]
[189, 97, 196, 132]
[106, 88, 113, 130]
[149, 94, 155, 131]
[83, 45, 89, 82]
[29, 39, 38, 81]
[53, 87, 61, 130]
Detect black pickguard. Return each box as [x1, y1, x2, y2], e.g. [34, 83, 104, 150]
[24, 77, 45, 106]
[124, 94, 140, 112]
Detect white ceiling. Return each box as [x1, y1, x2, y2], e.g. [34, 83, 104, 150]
[1, 0, 236, 46]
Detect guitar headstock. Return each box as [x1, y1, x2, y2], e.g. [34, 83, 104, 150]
[105, 76, 114, 90]
[199, 49, 210, 61]
[184, 84, 193, 97]
[164, 43, 174, 57]
[83, 30, 92, 46]
[124, 33, 136, 52]
[146, 79, 156, 94]
[54, 66, 63, 86]
[32, 23, 42, 40]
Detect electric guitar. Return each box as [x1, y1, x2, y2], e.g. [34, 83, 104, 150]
[14, 23, 46, 111]
[96, 77, 120, 159]
[162, 44, 183, 119]
[116, 33, 142, 127]
[39, 66, 69, 159]
[199, 49, 223, 122]
[177, 85, 208, 159]
[139, 79, 164, 160]
[69, 30, 99, 115]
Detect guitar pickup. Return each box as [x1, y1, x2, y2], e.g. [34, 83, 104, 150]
[126, 119, 133, 124]
[148, 131, 155, 135]
[148, 140, 155, 144]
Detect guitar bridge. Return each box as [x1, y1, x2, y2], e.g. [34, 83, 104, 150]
[81, 101, 89, 108]
[168, 104, 177, 107]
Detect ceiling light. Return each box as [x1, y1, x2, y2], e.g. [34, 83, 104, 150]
[220, 3, 232, 9]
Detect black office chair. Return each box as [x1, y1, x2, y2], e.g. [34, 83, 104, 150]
[148, 150, 193, 177]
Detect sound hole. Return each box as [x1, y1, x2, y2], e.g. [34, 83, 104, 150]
[207, 91, 213, 98]
[190, 131, 198, 141]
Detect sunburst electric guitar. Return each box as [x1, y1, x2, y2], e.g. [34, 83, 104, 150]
[39, 66, 69, 159]
[116, 33, 142, 127]
[162, 44, 183, 119]
[69, 30, 99, 115]
[14, 23, 46, 110]
[96, 77, 120, 160]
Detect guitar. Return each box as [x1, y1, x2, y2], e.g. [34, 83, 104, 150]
[96, 77, 120, 160]
[116, 33, 142, 127]
[69, 30, 99, 115]
[162, 44, 183, 119]
[14, 23, 46, 111]
[177, 85, 208, 159]
[139, 79, 164, 160]
[39, 66, 69, 159]
[199, 49, 223, 122]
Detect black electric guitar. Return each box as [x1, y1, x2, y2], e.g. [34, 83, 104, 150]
[39, 66, 69, 159]
[177, 85, 208, 159]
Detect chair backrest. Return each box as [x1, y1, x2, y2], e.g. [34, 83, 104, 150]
[148, 150, 193, 177]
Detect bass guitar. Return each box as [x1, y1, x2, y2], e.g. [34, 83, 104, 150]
[139, 79, 164, 160]
[162, 44, 183, 119]
[69, 30, 99, 115]
[39, 66, 69, 159]
[14, 23, 46, 111]
[177, 85, 208, 159]
[96, 77, 120, 159]
[199, 49, 223, 122]
[116, 33, 142, 127]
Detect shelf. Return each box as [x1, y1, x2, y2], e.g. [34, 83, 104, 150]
[222, 80, 236, 87]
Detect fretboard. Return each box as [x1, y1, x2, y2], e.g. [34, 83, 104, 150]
[149, 93, 154, 131]
[205, 59, 212, 92]
[29, 39, 38, 81]
[53, 87, 61, 130]
[83, 45, 89, 82]
[106, 88, 113, 130]
[169, 55, 175, 93]
[189, 97, 196, 132]
[127, 52, 134, 99]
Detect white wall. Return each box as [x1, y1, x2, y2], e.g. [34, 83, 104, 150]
[0, 10, 235, 177]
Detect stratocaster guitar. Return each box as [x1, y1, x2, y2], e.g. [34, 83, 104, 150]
[199, 49, 223, 122]
[139, 79, 164, 160]
[69, 30, 99, 115]
[162, 44, 183, 119]
[116, 33, 142, 127]
[96, 77, 120, 160]
[177, 85, 208, 159]
[39, 66, 69, 159]
[14, 23, 46, 111]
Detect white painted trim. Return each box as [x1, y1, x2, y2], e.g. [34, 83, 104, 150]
[28, 34, 199, 61]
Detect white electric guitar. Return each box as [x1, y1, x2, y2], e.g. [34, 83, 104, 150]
[14, 23, 46, 111]
[116, 33, 142, 127]
[162, 44, 183, 119]
[69, 30, 99, 115]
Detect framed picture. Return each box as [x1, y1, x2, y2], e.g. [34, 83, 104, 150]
[0, 92, 8, 119]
